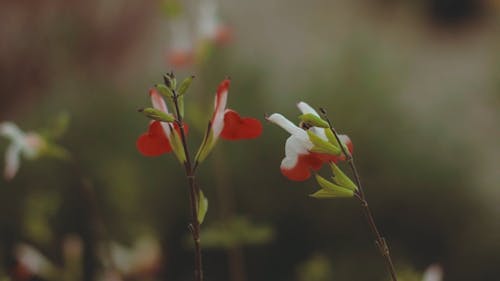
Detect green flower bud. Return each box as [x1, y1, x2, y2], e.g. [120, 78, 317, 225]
[298, 113, 329, 128]
[138, 107, 175, 122]
[178, 75, 195, 96]
[307, 131, 341, 155]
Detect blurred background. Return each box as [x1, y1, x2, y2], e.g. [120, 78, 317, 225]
[0, 0, 499, 280]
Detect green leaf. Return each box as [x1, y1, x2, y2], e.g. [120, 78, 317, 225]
[298, 113, 329, 128]
[329, 163, 357, 191]
[197, 190, 208, 224]
[307, 131, 341, 155]
[178, 75, 195, 96]
[139, 107, 175, 122]
[311, 174, 354, 198]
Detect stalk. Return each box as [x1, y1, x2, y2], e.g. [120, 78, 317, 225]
[172, 89, 203, 281]
[320, 108, 398, 281]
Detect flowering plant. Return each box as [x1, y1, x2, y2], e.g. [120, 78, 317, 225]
[268, 102, 399, 281]
[136, 73, 261, 281]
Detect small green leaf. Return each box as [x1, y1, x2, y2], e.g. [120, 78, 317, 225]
[330, 163, 357, 191]
[307, 131, 341, 155]
[139, 107, 175, 122]
[298, 113, 329, 128]
[311, 174, 354, 198]
[197, 190, 208, 224]
[178, 75, 195, 96]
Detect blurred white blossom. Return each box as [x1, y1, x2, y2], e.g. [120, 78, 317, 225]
[0, 122, 45, 180]
[422, 264, 443, 281]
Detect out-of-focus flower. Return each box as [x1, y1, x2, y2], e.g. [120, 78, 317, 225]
[164, 0, 233, 68]
[108, 236, 162, 278]
[12, 244, 55, 280]
[1, 122, 46, 180]
[166, 17, 195, 68]
[422, 264, 443, 281]
[267, 102, 352, 181]
[195, 78, 262, 163]
[136, 88, 187, 159]
[197, 0, 233, 45]
[0, 121, 69, 181]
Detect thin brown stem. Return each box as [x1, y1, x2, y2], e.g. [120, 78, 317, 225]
[320, 108, 398, 281]
[172, 89, 203, 281]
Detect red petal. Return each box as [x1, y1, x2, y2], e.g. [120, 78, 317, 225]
[281, 153, 325, 181]
[136, 121, 172, 156]
[220, 110, 262, 140]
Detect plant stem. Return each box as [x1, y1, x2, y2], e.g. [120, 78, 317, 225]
[320, 109, 398, 281]
[172, 90, 203, 281]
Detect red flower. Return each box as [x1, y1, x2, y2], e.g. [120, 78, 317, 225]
[136, 89, 187, 157]
[195, 79, 262, 162]
[267, 102, 353, 181]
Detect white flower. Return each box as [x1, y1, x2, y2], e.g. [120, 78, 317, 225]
[267, 102, 352, 181]
[0, 122, 45, 180]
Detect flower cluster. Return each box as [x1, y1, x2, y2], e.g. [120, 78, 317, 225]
[267, 102, 358, 198]
[136, 74, 262, 164]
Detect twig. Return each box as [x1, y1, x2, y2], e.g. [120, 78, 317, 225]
[319, 108, 398, 281]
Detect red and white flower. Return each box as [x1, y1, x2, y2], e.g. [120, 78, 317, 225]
[267, 102, 353, 181]
[195, 78, 262, 162]
[136, 88, 186, 157]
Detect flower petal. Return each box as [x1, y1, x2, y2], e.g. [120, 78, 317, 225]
[297, 101, 319, 117]
[4, 144, 21, 181]
[266, 113, 307, 138]
[281, 153, 324, 181]
[136, 121, 172, 156]
[149, 88, 169, 113]
[211, 79, 230, 139]
[220, 109, 262, 140]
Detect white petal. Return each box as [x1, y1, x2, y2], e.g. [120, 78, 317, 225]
[281, 135, 311, 169]
[150, 89, 169, 113]
[297, 101, 320, 116]
[4, 144, 21, 181]
[211, 87, 228, 139]
[0, 122, 26, 144]
[267, 113, 304, 137]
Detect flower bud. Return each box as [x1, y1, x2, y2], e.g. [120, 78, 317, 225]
[178, 75, 195, 96]
[298, 113, 329, 128]
[138, 108, 175, 122]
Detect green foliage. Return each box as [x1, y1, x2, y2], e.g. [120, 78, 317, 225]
[200, 216, 274, 248]
[197, 189, 208, 224]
